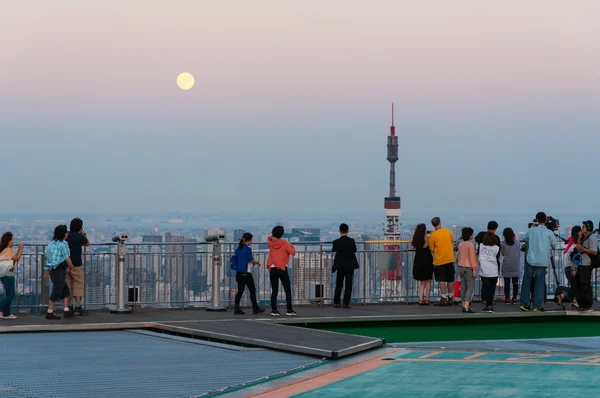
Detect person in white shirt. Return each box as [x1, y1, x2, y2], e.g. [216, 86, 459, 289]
[479, 232, 500, 313]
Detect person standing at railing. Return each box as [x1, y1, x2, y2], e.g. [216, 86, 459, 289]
[412, 224, 434, 306]
[231, 232, 265, 315]
[66, 218, 90, 316]
[519, 212, 557, 313]
[573, 221, 598, 312]
[501, 228, 520, 305]
[267, 226, 297, 317]
[563, 226, 581, 310]
[0, 232, 24, 320]
[43, 225, 75, 320]
[479, 232, 500, 313]
[457, 228, 478, 313]
[332, 223, 359, 309]
[475, 221, 501, 306]
[429, 217, 456, 306]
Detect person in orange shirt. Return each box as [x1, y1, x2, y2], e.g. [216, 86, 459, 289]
[428, 217, 456, 306]
[267, 226, 297, 317]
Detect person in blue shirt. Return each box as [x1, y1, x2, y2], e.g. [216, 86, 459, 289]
[519, 212, 557, 312]
[44, 225, 75, 320]
[232, 233, 264, 315]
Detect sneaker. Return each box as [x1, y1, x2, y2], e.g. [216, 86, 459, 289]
[63, 311, 75, 319]
[343, 304, 351, 309]
[333, 304, 341, 308]
[434, 298, 448, 306]
[519, 305, 529, 312]
[482, 307, 495, 313]
[73, 307, 89, 316]
[580, 308, 594, 313]
[2, 314, 17, 320]
[452, 300, 460, 306]
[45, 312, 61, 320]
[286, 310, 297, 316]
[461, 308, 468, 313]
[234, 308, 245, 315]
[466, 308, 475, 313]
[252, 307, 266, 314]
[504, 298, 511, 304]
[512, 298, 518, 305]
[270, 310, 280, 317]
[533, 307, 544, 313]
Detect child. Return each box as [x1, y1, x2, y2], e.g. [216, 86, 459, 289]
[232, 232, 265, 315]
[457, 227, 478, 313]
[267, 226, 297, 316]
[479, 232, 500, 313]
[332, 223, 359, 308]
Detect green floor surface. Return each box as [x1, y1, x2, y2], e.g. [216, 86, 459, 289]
[308, 316, 600, 343]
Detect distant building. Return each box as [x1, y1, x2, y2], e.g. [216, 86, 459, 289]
[233, 229, 246, 243]
[292, 253, 332, 303]
[142, 235, 163, 244]
[289, 228, 320, 243]
[452, 225, 462, 241]
[165, 233, 186, 307]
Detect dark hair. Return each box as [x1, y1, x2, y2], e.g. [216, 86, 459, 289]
[487, 221, 498, 231]
[536, 212, 547, 224]
[0, 232, 13, 253]
[70, 218, 83, 232]
[272, 226, 285, 239]
[431, 217, 441, 228]
[412, 224, 427, 249]
[483, 232, 497, 246]
[571, 226, 582, 241]
[339, 223, 349, 234]
[583, 220, 594, 232]
[53, 225, 68, 241]
[461, 227, 474, 242]
[238, 232, 253, 250]
[502, 228, 515, 246]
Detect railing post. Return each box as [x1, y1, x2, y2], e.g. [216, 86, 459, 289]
[181, 243, 185, 311]
[111, 239, 131, 314]
[207, 239, 226, 312]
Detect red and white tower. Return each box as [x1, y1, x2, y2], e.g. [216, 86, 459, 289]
[382, 103, 403, 300]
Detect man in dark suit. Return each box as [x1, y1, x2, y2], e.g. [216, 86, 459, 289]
[332, 223, 359, 308]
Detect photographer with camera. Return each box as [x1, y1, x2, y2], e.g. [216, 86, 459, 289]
[519, 212, 557, 312]
[572, 221, 598, 312]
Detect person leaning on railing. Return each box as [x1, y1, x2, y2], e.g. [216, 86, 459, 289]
[412, 224, 434, 306]
[43, 225, 75, 320]
[0, 232, 24, 320]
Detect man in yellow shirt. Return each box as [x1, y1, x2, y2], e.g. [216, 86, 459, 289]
[428, 217, 456, 306]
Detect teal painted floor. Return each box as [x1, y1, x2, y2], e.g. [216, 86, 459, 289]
[293, 349, 600, 397]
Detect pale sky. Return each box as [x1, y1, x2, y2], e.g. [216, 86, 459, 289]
[1, 1, 599, 216]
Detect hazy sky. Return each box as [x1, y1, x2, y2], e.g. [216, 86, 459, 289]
[1, 1, 599, 217]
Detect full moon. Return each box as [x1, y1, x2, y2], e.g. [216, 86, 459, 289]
[177, 72, 195, 90]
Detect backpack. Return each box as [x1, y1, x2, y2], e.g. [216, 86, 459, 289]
[230, 254, 238, 272]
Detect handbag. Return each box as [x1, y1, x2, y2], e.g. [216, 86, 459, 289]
[0, 258, 14, 278]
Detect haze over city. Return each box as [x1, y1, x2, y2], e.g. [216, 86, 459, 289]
[2, 0, 599, 218]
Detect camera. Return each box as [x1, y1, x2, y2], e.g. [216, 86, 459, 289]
[111, 234, 129, 243]
[205, 234, 225, 243]
[546, 217, 559, 231]
[528, 217, 559, 231]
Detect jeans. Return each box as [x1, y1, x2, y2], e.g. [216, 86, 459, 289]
[334, 269, 354, 305]
[481, 277, 498, 306]
[458, 267, 475, 303]
[270, 268, 292, 311]
[573, 266, 593, 309]
[235, 272, 258, 308]
[0, 276, 15, 316]
[520, 264, 546, 309]
[504, 277, 519, 299]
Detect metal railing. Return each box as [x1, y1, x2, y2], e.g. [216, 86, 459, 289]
[0, 240, 592, 314]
